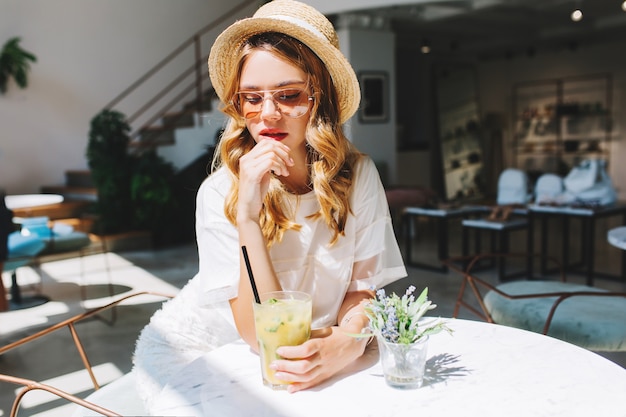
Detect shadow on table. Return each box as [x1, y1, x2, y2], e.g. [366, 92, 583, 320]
[423, 353, 470, 387]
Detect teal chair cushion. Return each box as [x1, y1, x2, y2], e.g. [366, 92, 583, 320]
[7, 231, 46, 258]
[18, 216, 91, 255]
[484, 281, 626, 352]
[4, 232, 46, 272]
[20, 216, 53, 239]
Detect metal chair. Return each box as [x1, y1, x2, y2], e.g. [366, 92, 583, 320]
[7, 215, 115, 314]
[0, 374, 121, 417]
[444, 253, 626, 352]
[0, 291, 174, 416]
[3, 231, 48, 309]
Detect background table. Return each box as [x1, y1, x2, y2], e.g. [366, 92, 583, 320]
[5, 194, 64, 210]
[608, 226, 626, 250]
[402, 206, 481, 271]
[526, 203, 626, 285]
[151, 319, 626, 417]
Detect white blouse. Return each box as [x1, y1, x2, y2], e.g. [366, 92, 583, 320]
[195, 156, 406, 328]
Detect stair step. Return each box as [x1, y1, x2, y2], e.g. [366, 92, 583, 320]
[40, 185, 98, 202]
[182, 96, 216, 113]
[135, 127, 175, 147]
[133, 88, 217, 150]
[162, 110, 195, 128]
[65, 170, 94, 188]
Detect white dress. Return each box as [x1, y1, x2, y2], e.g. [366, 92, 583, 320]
[132, 156, 406, 411]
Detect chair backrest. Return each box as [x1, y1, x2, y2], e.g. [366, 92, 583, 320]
[7, 231, 46, 259]
[0, 374, 122, 417]
[497, 168, 530, 205]
[443, 253, 626, 352]
[0, 291, 174, 416]
[535, 173, 564, 204]
[20, 216, 53, 239]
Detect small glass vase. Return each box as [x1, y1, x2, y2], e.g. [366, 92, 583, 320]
[377, 335, 429, 389]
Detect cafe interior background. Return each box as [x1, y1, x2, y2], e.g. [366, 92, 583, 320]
[2, 0, 626, 414]
[2, 0, 626, 201]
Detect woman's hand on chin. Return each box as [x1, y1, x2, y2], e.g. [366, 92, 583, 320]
[237, 140, 294, 221]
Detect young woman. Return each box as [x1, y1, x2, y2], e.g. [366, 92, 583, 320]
[133, 0, 406, 407]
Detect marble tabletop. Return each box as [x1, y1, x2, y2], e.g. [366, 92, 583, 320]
[608, 226, 626, 250]
[151, 319, 626, 417]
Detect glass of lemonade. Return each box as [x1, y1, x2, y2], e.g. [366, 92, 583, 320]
[253, 290, 312, 389]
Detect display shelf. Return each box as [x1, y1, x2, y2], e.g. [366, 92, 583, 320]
[512, 73, 612, 179]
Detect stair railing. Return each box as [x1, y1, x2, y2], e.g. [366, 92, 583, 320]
[103, 0, 258, 148]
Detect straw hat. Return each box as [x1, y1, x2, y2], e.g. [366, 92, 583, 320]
[208, 0, 360, 124]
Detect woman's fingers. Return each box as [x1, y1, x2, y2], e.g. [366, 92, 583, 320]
[268, 339, 321, 386]
[237, 140, 294, 220]
[241, 139, 293, 178]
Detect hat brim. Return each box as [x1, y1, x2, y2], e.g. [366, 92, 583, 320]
[208, 17, 360, 124]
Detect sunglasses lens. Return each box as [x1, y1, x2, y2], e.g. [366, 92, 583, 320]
[234, 88, 312, 119]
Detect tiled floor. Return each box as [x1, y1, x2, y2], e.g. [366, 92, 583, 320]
[1, 215, 625, 416]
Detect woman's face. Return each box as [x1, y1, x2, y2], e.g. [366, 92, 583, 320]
[238, 49, 310, 153]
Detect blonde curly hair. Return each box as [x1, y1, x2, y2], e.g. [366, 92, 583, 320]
[211, 33, 362, 247]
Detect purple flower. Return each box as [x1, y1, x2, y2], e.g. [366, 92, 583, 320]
[364, 287, 452, 345]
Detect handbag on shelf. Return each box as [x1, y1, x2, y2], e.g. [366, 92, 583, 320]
[563, 159, 617, 206]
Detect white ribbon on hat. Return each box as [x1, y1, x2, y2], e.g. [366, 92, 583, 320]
[268, 14, 327, 41]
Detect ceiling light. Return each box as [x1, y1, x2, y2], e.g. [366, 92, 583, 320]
[420, 39, 431, 54]
[622, 0, 626, 12]
[571, 8, 583, 22]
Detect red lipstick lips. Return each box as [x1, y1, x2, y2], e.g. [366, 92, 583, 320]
[260, 129, 287, 141]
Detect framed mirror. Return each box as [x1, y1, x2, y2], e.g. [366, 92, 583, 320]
[359, 72, 389, 123]
[435, 64, 485, 202]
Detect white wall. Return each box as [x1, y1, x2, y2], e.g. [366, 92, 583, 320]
[340, 28, 397, 185]
[0, 0, 257, 194]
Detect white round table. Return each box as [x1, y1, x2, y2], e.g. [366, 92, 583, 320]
[608, 226, 626, 250]
[5, 194, 64, 210]
[148, 319, 626, 417]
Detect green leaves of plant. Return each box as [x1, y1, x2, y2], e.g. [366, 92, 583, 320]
[364, 286, 453, 344]
[87, 109, 176, 235]
[0, 37, 37, 94]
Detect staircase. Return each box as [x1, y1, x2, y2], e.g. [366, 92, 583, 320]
[41, 170, 98, 203]
[36, 101, 221, 246]
[134, 89, 218, 148]
[29, 2, 252, 250]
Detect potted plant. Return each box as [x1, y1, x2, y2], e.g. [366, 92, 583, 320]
[87, 109, 135, 234]
[0, 37, 37, 94]
[87, 109, 177, 244]
[363, 286, 452, 389]
[130, 149, 178, 245]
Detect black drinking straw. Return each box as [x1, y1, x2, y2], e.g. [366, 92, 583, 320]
[241, 246, 261, 304]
